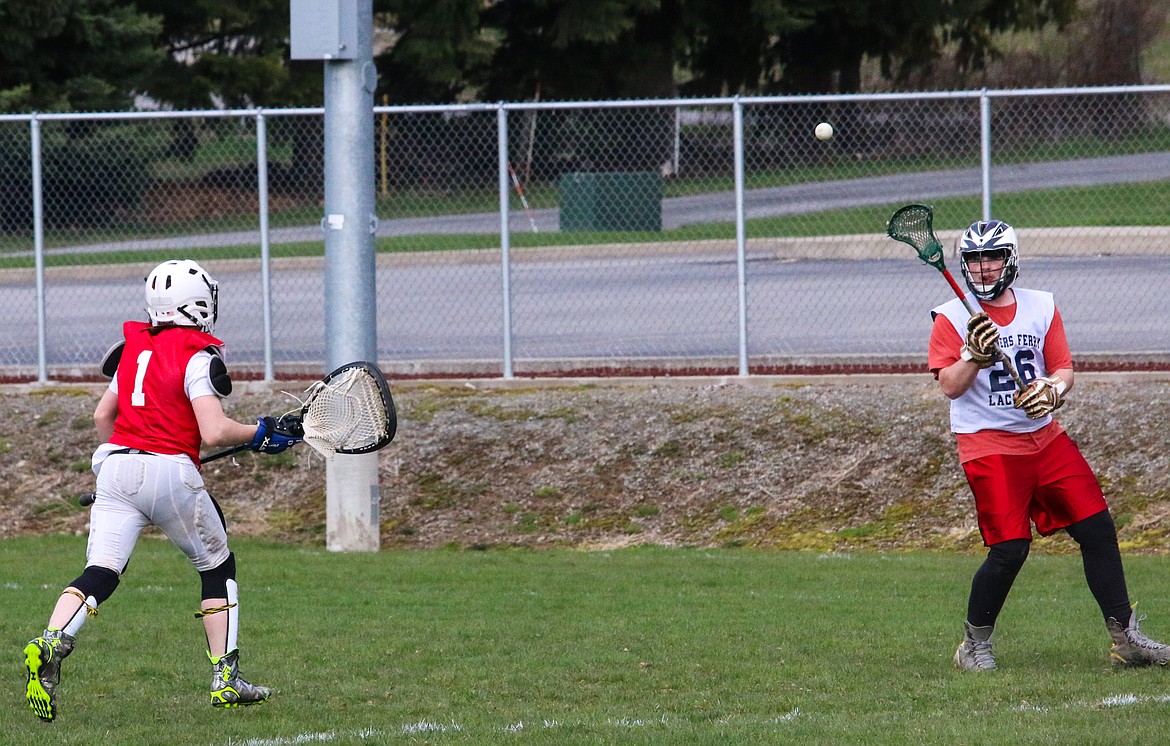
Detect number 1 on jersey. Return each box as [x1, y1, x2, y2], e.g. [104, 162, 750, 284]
[131, 350, 152, 406]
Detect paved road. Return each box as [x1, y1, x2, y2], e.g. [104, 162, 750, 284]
[4, 153, 1168, 374]
[4, 250, 1163, 373]
[35, 152, 1170, 255]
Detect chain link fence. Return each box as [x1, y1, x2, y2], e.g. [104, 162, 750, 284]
[3, 85, 1170, 382]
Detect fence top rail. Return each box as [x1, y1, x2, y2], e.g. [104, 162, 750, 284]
[0, 107, 325, 123]
[3, 83, 1170, 123]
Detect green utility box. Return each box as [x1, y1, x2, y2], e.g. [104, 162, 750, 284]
[559, 171, 662, 232]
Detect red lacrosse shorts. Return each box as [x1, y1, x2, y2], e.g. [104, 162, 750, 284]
[961, 432, 1107, 546]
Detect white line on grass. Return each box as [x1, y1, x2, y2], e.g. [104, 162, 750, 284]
[1098, 693, 1170, 708]
[400, 721, 462, 734]
[217, 711, 805, 745]
[1014, 692, 1170, 714]
[224, 725, 459, 746]
[226, 733, 338, 746]
[608, 715, 670, 727]
[774, 707, 802, 723]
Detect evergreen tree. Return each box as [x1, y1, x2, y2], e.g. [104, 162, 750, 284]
[134, 0, 320, 109]
[374, 0, 492, 105]
[0, 0, 161, 112]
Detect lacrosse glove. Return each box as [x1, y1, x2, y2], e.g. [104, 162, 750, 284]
[276, 413, 304, 438]
[249, 416, 303, 454]
[961, 313, 999, 369]
[1013, 376, 1067, 419]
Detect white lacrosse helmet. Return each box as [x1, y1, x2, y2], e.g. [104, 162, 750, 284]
[144, 259, 219, 333]
[957, 219, 1019, 301]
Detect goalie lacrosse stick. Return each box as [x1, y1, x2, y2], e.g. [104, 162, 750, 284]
[81, 363, 395, 506]
[886, 203, 1026, 391]
[201, 360, 397, 464]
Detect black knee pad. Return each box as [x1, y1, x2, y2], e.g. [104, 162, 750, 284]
[986, 538, 1031, 576]
[199, 552, 236, 600]
[71, 565, 121, 604]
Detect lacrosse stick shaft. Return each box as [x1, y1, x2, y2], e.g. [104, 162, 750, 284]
[995, 351, 1027, 391]
[940, 268, 978, 316]
[938, 268, 1027, 391]
[82, 444, 253, 502]
[202, 443, 251, 463]
[81, 446, 250, 504]
[886, 203, 1026, 392]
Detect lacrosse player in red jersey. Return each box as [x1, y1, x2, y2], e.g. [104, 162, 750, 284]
[928, 220, 1169, 671]
[22, 259, 303, 721]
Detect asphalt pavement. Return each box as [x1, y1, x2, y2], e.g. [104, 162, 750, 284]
[5, 153, 1169, 375]
[31, 152, 1170, 255]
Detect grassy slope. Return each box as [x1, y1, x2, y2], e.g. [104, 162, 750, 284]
[5, 376, 1170, 554]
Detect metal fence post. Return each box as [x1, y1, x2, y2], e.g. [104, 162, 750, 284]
[733, 99, 749, 376]
[255, 110, 275, 382]
[498, 105, 514, 379]
[980, 89, 992, 220]
[673, 106, 681, 176]
[31, 115, 47, 384]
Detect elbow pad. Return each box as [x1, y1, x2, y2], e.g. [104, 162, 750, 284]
[205, 347, 233, 397]
[100, 341, 125, 379]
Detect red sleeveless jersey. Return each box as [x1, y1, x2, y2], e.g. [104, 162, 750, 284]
[110, 321, 224, 466]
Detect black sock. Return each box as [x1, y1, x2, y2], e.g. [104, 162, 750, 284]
[1066, 510, 1131, 624]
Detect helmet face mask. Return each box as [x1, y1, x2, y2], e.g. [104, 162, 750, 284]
[957, 220, 1018, 301]
[144, 260, 219, 334]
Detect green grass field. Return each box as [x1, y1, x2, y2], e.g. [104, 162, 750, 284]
[6, 537, 1170, 744]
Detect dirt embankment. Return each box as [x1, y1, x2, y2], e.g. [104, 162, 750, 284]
[4, 375, 1170, 554]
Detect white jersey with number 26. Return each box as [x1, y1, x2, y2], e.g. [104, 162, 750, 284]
[932, 288, 1055, 434]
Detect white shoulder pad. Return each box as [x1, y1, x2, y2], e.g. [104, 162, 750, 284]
[206, 347, 233, 397]
[100, 341, 125, 379]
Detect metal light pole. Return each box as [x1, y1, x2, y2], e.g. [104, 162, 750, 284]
[291, 0, 380, 551]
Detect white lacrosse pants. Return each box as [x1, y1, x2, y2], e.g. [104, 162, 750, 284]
[87, 451, 231, 574]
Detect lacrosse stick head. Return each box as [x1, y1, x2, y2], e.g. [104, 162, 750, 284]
[887, 204, 946, 272]
[300, 361, 397, 457]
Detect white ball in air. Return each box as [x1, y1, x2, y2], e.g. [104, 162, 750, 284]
[814, 122, 834, 141]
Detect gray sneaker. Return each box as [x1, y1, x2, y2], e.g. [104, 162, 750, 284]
[954, 621, 997, 671]
[23, 629, 76, 721]
[210, 650, 272, 708]
[1107, 611, 1170, 666]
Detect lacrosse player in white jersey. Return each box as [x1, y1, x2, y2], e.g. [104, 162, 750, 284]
[22, 260, 303, 721]
[927, 220, 1169, 671]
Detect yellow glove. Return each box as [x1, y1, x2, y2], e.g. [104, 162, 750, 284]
[961, 313, 998, 369]
[1013, 376, 1067, 419]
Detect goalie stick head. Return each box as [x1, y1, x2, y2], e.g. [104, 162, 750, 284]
[887, 204, 947, 272]
[299, 361, 397, 457]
